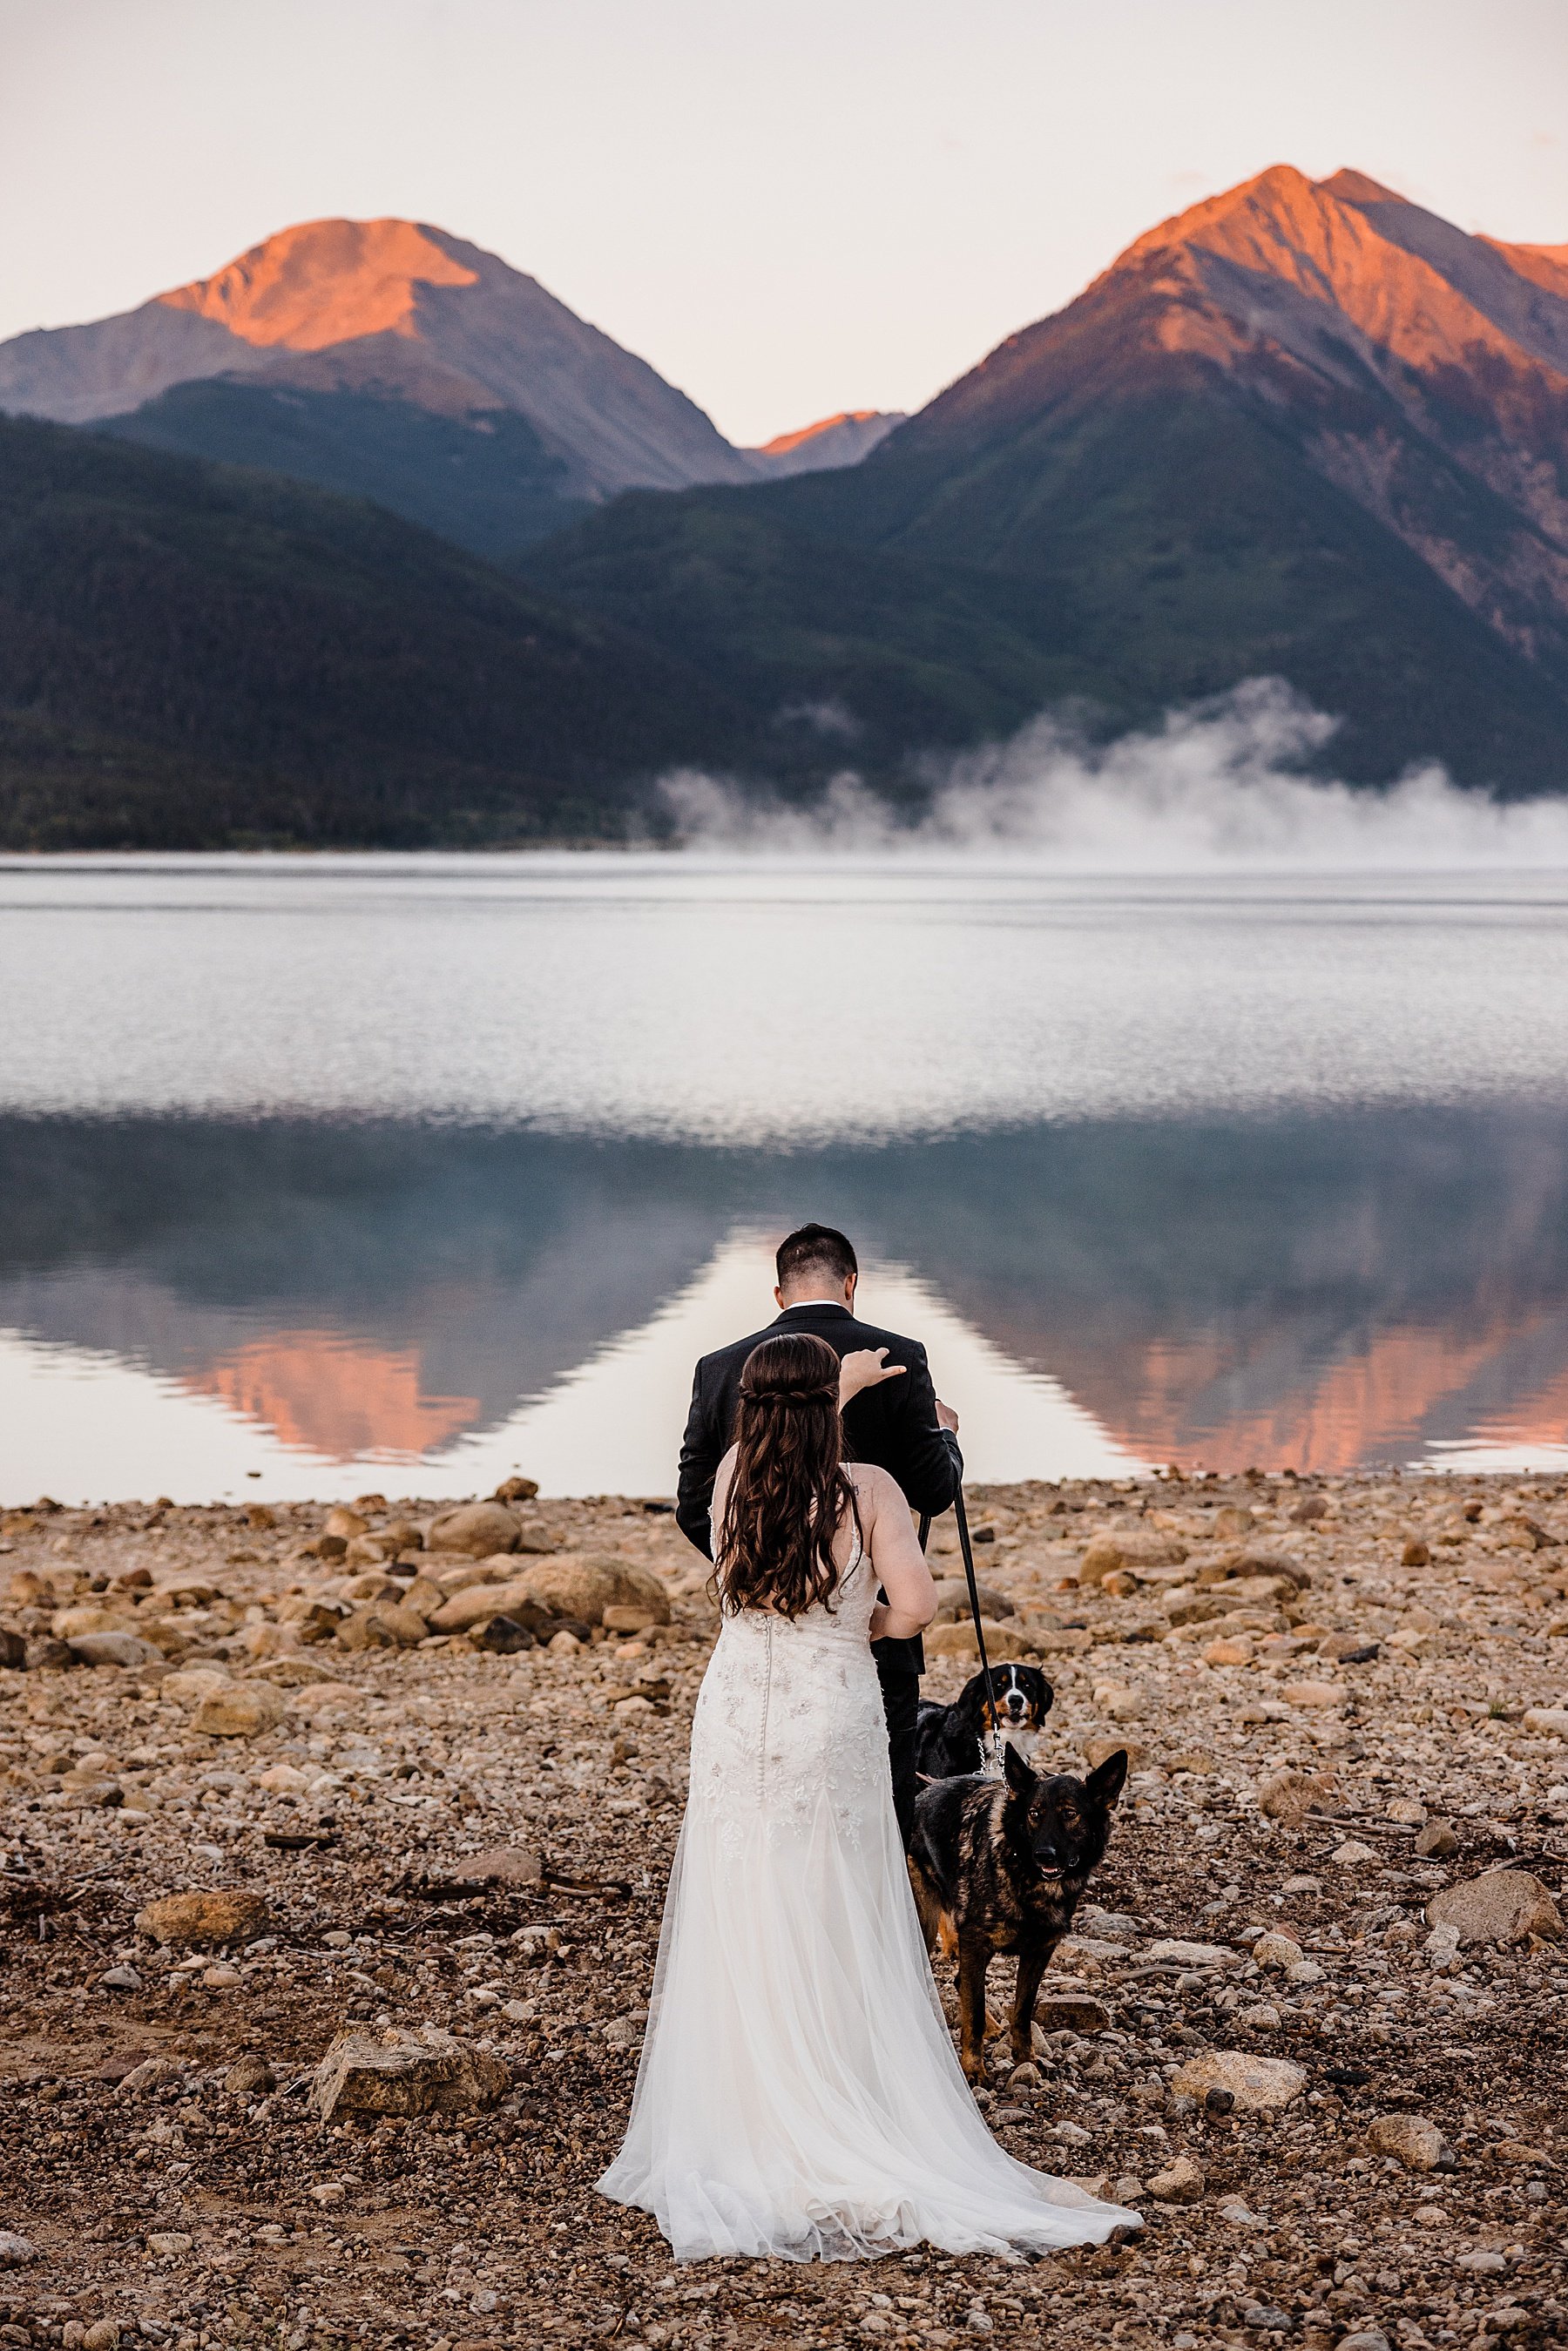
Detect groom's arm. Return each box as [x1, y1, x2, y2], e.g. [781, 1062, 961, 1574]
[882, 1340, 963, 1520]
[676, 1358, 723, 1559]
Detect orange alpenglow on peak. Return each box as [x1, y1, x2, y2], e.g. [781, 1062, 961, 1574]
[1097, 160, 1568, 393]
[755, 411, 886, 459]
[157, 218, 477, 351]
[0, 213, 757, 494]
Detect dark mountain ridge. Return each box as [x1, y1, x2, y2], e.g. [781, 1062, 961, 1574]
[524, 166, 1568, 794]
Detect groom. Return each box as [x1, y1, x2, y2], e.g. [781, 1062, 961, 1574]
[676, 1221, 961, 1841]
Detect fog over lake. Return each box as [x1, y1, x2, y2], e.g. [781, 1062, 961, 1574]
[3, 853, 1567, 1501]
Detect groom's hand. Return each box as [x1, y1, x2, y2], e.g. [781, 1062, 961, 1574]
[936, 1398, 960, 1433]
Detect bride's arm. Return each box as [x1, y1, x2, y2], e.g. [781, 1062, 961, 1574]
[709, 1445, 738, 1554]
[839, 1348, 907, 1409]
[859, 1468, 937, 1642]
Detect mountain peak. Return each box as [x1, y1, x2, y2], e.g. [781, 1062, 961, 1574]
[1122, 162, 1318, 260]
[754, 409, 884, 459]
[747, 409, 905, 475]
[158, 217, 480, 353]
[1092, 159, 1568, 395]
[0, 215, 756, 499]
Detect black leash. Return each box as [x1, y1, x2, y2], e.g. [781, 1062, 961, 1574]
[921, 1482, 1003, 1773]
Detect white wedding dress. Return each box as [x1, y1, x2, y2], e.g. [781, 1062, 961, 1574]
[598, 1514, 1139, 2261]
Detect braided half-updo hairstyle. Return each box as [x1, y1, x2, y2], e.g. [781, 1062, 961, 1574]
[713, 1332, 861, 1619]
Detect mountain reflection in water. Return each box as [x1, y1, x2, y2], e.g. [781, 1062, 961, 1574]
[2, 1105, 1565, 1499]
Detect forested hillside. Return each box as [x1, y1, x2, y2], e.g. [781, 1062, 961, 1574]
[0, 417, 738, 848]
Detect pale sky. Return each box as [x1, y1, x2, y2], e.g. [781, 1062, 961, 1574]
[3, 0, 1566, 447]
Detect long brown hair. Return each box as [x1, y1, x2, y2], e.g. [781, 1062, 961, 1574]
[714, 1332, 859, 1618]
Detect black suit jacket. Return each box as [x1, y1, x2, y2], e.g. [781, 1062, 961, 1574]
[675, 1300, 962, 1677]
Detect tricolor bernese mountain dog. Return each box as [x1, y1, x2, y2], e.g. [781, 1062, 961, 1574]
[914, 1662, 1054, 1782]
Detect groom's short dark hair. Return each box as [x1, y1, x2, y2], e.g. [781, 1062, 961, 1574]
[776, 1223, 858, 1293]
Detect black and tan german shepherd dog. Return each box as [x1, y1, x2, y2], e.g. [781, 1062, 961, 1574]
[909, 1743, 1129, 2083]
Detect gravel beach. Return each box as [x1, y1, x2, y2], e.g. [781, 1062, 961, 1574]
[2, 1470, 1565, 2351]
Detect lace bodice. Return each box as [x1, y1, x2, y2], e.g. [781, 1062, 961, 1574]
[692, 1520, 883, 1851]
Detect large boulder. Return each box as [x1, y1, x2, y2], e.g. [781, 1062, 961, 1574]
[67, 1630, 163, 1669]
[1368, 2113, 1446, 2170]
[1212, 1550, 1314, 1591]
[130, 1615, 194, 1659]
[1147, 1939, 1240, 1970]
[51, 1603, 135, 1639]
[160, 1666, 235, 1707]
[441, 1844, 544, 1888]
[276, 1596, 348, 1642]
[1256, 1768, 1335, 1826]
[1169, 2050, 1306, 2112]
[193, 1682, 286, 1738]
[1078, 1536, 1187, 1585]
[311, 2024, 508, 2121]
[1426, 1870, 1563, 1947]
[116, 2057, 186, 2097]
[26, 1637, 77, 1671]
[1209, 1572, 1300, 1607]
[335, 1603, 428, 1651]
[930, 1577, 1015, 1622]
[1031, 1993, 1109, 2037]
[424, 1502, 523, 1558]
[1165, 1591, 1227, 1628]
[136, 1889, 268, 1947]
[1147, 2153, 1206, 2204]
[470, 1615, 536, 1653]
[338, 1571, 407, 1603]
[434, 1553, 525, 1592]
[924, 1617, 1034, 1662]
[427, 1580, 557, 1635]
[512, 1555, 672, 1628]
[151, 1576, 220, 1607]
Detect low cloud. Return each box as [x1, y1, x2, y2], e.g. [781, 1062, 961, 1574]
[656, 679, 1568, 868]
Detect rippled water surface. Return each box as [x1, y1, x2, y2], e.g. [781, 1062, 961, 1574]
[3, 853, 1567, 1498]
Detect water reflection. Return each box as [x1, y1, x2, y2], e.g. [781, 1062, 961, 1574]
[2, 1106, 1565, 1500]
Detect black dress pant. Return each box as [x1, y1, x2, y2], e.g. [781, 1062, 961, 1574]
[877, 1665, 921, 1847]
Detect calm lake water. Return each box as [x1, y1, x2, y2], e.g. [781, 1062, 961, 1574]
[3, 853, 1568, 1502]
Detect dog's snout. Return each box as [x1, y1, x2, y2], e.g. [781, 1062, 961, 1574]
[1004, 1692, 1026, 1718]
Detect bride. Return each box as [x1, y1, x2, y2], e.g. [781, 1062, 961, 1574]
[598, 1330, 1139, 2261]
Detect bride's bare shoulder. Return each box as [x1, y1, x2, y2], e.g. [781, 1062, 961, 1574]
[845, 1461, 900, 1513]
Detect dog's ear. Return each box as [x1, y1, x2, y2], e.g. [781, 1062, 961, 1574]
[1002, 1739, 1035, 1798]
[1085, 1748, 1129, 1808]
[1038, 1674, 1055, 1717]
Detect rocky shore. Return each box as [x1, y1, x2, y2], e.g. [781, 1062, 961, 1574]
[1, 1469, 1565, 2351]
